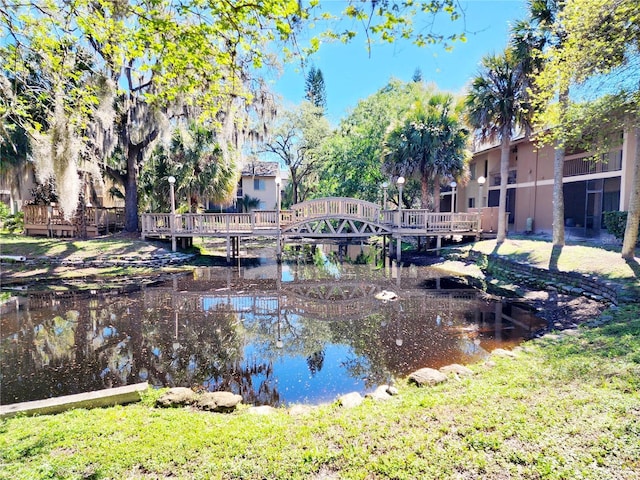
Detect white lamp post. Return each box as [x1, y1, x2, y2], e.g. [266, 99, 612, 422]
[396, 176, 405, 262]
[396, 176, 405, 212]
[450, 181, 457, 213]
[168, 176, 176, 251]
[276, 175, 282, 262]
[381, 181, 389, 211]
[477, 176, 486, 232]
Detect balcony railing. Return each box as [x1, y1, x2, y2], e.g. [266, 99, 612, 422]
[563, 151, 622, 177]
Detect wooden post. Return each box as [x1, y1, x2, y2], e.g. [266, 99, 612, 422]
[226, 236, 231, 263]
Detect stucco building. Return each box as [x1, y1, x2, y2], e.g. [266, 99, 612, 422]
[456, 127, 637, 237]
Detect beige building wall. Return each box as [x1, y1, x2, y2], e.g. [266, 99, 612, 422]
[240, 175, 280, 210]
[461, 128, 631, 236]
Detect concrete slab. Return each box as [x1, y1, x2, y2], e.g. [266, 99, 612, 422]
[0, 382, 149, 418]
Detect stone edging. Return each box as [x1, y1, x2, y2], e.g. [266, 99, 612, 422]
[464, 251, 624, 305]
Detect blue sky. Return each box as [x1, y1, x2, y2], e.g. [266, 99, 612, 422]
[272, 0, 528, 124]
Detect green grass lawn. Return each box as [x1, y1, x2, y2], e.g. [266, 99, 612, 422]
[1, 235, 639, 479]
[0, 233, 172, 260]
[1, 309, 639, 479]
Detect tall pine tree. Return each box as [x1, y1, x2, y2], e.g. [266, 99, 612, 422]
[305, 66, 327, 114]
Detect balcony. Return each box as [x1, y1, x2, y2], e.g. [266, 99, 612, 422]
[491, 169, 517, 186]
[563, 151, 622, 177]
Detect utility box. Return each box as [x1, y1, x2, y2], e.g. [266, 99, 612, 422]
[525, 217, 534, 233]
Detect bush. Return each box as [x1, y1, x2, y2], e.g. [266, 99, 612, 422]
[0, 202, 10, 221]
[3, 211, 24, 233]
[603, 211, 640, 245]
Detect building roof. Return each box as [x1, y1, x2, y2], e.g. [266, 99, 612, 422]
[241, 161, 280, 177]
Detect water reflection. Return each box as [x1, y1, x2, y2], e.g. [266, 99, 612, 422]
[1, 244, 546, 406]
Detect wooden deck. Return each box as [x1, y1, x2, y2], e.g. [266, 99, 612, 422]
[23, 205, 125, 238]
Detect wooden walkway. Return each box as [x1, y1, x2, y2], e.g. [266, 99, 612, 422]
[141, 197, 481, 258]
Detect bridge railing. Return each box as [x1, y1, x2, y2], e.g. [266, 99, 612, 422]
[291, 197, 381, 223]
[140, 203, 480, 237]
[380, 210, 480, 232]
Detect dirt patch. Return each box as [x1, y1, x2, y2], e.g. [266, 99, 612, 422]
[518, 289, 607, 330]
[418, 255, 608, 333]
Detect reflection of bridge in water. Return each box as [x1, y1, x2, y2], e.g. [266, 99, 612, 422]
[136, 265, 541, 336]
[140, 197, 482, 259]
[13, 263, 542, 336]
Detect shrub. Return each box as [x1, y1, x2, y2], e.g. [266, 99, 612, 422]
[603, 211, 640, 245]
[3, 211, 24, 233]
[0, 202, 10, 221]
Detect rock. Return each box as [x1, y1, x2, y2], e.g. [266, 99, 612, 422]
[374, 290, 398, 301]
[197, 391, 243, 412]
[408, 368, 447, 386]
[366, 385, 393, 401]
[156, 387, 198, 408]
[337, 392, 363, 408]
[385, 385, 399, 396]
[288, 405, 315, 416]
[247, 405, 277, 415]
[439, 364, 474, 377]
[491, 348, 516, 358]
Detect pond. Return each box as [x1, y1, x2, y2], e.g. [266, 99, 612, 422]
[0, 244, 546, 407]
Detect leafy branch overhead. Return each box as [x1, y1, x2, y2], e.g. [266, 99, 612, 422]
[1, 0, 467, 229]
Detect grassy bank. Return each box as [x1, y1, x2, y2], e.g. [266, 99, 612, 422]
[0, 234, 191, 288]
[1, 236, 639, 479]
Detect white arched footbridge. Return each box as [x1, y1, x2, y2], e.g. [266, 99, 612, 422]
[140, 197, 482, 259]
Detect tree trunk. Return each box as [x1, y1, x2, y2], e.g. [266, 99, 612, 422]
[552, 88, 568, 247]
[622, 126, 640, 259]
[124, 142, 142, 232]
[291, 176, 299, 205]
[552, 141, 566, 246]
[421, 171, 429, 210]
[497, 134, 510, 244]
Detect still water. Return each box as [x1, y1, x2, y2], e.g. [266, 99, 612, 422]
[1, 245, 546, 406]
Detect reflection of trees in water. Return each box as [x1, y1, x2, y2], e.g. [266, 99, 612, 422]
[2, 267, 545, 405]
[1, 294, 246, 404]
[204, 358, 281, 407]
[328, 313, 392, 388]
[306, 350, 325, 376]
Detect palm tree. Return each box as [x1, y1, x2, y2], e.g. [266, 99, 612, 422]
[382, 94, 468, 210]
[512, 0, 567, 247]
[172, 124, 238, 212]
[238, 194, 261, 213]
[465, 49, 530, 244]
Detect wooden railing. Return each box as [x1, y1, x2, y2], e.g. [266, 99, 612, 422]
[23, 205, 125, 237]
[141, 200, 480, 238]
[291, 197, 381, 223]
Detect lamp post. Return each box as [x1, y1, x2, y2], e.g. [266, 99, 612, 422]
[450, 181, 457, 213]
[396, 176, 405, 262]
[397, 176, 405, 213]
[276, 175, 282, 262]
[381, 181, 389, 211]
[477, 176, 486, 232]
[168, 176, 176, 252]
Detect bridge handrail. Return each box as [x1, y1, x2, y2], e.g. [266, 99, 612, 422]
[140, 202, 481, 236]
[290, 197, 381, 223]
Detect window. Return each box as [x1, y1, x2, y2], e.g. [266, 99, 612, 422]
[253, 179, 266, 191]
[469, 163, 476, 180]
[468, 198, 476, 208]
[237, 181, 243, 198]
